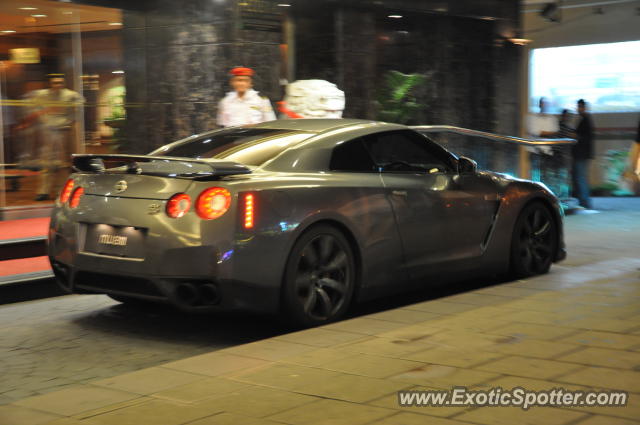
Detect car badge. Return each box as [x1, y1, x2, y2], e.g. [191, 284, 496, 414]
[114, 180, 128, 193]
[147, 203, 161, 215]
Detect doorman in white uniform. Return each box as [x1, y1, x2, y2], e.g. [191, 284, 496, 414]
[217, 67, 276, 127]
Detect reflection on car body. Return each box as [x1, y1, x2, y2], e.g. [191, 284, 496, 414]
[48, 119, 566, 327]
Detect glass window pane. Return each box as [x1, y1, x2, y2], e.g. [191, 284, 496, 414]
[154, 128, 313, 166]
[363, 130, 452, 173]
[330, 138, 377, 172]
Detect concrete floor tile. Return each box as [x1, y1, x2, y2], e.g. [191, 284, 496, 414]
[316, 353, 424, 378]
[438, 305, 516, 320]
[482, 375, 593, 392]
[557, 347, 640, 370]
[367, 389, 473, 418]
[222, 339, 318, 361]
[476, 356, 582, 380]
[561, 318, 640, 333]
[373, 323, 444, 342]
[275, 328, 365, 347]
[279, 347, 354, 367]
[555, 366, 640, 393]
[40, 419, 85, 425]
[0, 404, 62, 425]
[322, 317, 412, 336]
[92, 367, 205, 395]
[560, 331, 640, 350]
[439, 293, 514, 307]
[426, 331, 502, 351]
[198, 386, 317, 418]
[294, 372, 410, 403]
[454, 406, 587, 425]
[186, 412, 286, 425]
[426, 317, 511, 333]
[402, 300, 480, 315]
[338, 336, 435, 358]
[365, 309, 443, 324]
[483, 338, 579, 359]
[80, 398, 222, 425]
[487, 322, 578, 340]
[13, 385, 140, 417]
[162, 352, 269, 377]
[366, 411, 474, 425]
[495, 309, 586, 327]
[267, 398, 394, 425]
[402, 347, 505, 368]
[389, 364, 499, 389]
[473, 285, 547, 298]
[227, 363, 342, 391]
[150, 377, 250, 403]
[574, 415, 640, 425]
[570, 398, 640, 422]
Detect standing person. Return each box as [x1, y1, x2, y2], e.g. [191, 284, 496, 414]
[217, 67, 276, 127]
[526, 97, 558, 188]
[556, 109, 575, 138]
[527, 97, 558, 138]
[572, 99, 596, 210]
[21, 74, 84, 201]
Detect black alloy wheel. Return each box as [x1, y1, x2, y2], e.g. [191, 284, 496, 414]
[510, 202, 558, 278]
[283, 225, 356, 327]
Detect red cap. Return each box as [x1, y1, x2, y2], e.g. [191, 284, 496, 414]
[229, 67, 254, 77]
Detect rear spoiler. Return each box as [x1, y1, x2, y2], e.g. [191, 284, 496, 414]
[72, 154, 252, 178]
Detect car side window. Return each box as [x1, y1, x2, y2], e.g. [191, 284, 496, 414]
[363, 130, 453, 173]
[329, 137, 378, 172]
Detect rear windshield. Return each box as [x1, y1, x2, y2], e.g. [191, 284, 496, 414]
[153, 128, 313, 166]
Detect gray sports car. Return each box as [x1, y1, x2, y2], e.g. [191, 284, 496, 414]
[48, 119, 566, 326]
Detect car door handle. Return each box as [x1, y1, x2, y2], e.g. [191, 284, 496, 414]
[392, 190, 407, 197]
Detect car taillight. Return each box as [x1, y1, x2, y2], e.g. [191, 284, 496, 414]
[244, 193, 254, 229]
[59, 179, 74, 203]
[196, 187, 231, 220]
[69, 187, 84, 208]
[166, 193, 191, 218]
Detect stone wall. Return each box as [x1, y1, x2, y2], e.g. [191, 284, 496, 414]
[85, 0, 521, 155]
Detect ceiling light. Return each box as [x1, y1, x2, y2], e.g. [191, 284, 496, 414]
[388, 14, 402, 19]
[1, 30, 17, 34]
[31, 14, 47, 18]
[108, 22, 123, 26]
[19, 7, 37, 10]
[112, 70, 124, 74]
[508, 38, 532, 46]
[277, 3, 291, 6]
[62, 11, 72, 15]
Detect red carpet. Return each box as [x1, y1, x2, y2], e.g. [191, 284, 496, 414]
[0, 256, 51, 277]
[0, 217, 50, 241]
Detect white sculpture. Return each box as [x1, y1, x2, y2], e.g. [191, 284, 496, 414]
[279, 80, 345, 119]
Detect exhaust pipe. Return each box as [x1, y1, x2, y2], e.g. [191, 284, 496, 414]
[176, 283, 199, 306]
[199, 284, 220, 305]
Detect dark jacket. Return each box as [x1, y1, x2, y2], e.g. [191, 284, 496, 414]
[573, 113, 595, 159]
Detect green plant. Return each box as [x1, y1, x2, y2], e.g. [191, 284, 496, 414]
[600, 149, 634, 196]
[375, 70, 427, 124]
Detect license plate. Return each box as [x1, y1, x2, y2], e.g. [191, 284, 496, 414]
[82, 224, 146, 258]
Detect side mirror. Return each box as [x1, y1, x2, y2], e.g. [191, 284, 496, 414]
[458, 156, 477, 174]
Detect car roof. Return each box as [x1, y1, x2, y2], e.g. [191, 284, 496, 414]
[248, 118, 383, 133]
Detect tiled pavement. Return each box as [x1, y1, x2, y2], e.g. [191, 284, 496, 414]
[1, 254, 639, 425]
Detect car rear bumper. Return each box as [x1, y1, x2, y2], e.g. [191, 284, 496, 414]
[49, 256, 279, 314]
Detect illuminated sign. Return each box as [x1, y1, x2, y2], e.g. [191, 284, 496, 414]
[9, 48, 41, 64]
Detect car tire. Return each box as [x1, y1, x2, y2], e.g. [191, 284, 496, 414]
[510, 201, 558, 279]
[281, 224, 356, 328]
